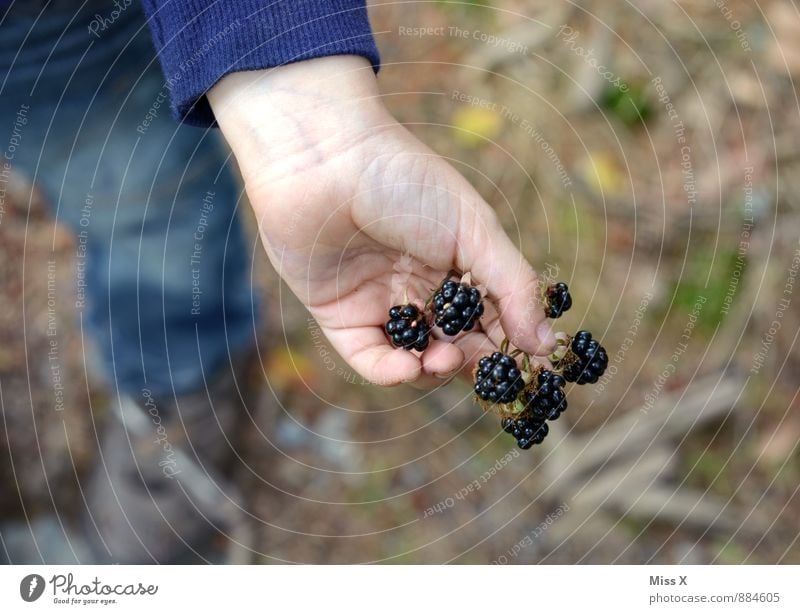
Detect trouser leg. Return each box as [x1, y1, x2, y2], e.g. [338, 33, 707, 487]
[0, 1, 259, 562]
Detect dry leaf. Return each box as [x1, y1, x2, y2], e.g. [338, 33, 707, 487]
[451, 106, 503, 148]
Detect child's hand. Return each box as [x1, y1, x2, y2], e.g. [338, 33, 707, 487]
[209, 56, 556, 387]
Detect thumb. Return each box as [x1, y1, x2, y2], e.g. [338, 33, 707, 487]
[351, 132, 557, 356]
[455, 202, 557, 357]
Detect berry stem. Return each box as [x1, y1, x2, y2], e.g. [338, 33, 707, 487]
[549, 334, 571, 365]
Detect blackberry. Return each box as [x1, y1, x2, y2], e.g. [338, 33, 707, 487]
[522, 369, 568, 421]
[385, 304, 430, 351]
[474, 352, 524, 404]
[544, 282, 572, 319]
[559, 330, 608, 384]
[433, 280, 484, 336]
[501, 415, 549, 449]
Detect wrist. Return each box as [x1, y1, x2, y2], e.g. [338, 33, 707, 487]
[209, 56, 391, 182]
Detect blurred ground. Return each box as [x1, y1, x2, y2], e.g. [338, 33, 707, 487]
[2, 0, 800, 563]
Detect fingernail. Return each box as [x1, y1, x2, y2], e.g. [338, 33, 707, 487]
[435, 370, 457, 380]
[537, 321, 557, 349]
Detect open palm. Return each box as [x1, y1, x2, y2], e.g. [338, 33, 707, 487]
[210, 57, 555, 386]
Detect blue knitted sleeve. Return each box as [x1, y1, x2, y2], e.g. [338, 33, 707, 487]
[140, 0, 380, 127]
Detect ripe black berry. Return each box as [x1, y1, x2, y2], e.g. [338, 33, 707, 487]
[433, 280, 484, 336]
[501, 415, 549, 449]
[544, 282, 572, 319]
[522, 369, 568, 421]
[474, 352, 525, 404]
[560, 330, 608, 384]
[385, 304, 430, 351]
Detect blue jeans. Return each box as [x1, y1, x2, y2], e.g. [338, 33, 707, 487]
[0, 1, 258, 397]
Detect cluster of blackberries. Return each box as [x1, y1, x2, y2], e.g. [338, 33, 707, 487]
[474, 352, 525, 404]
[385, 304, 430, 351]
[384, 278, 573, 351]
[469, 328, 607, 451]
[495, 369, 568, 449]
[382, 272, 610, 454]
[544, 282, 572, 319]
[384, 277, 485, 351]
[523, 370, 568, 422]
[502, 415, 548, 450]
[558, 330, 608, 385]
[433, 280, 484, 336]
